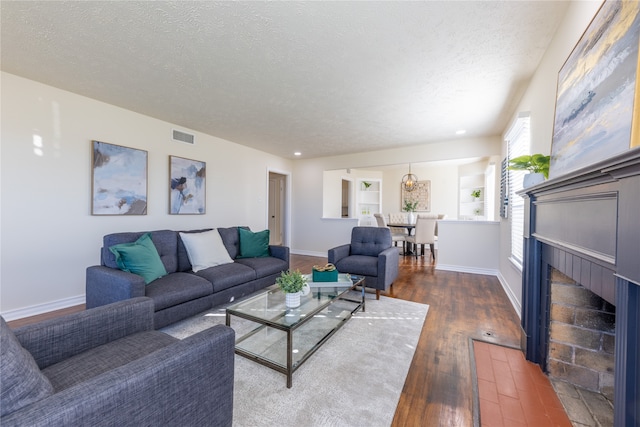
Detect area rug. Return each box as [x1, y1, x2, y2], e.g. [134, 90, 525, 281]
[161, 293, 429, 427]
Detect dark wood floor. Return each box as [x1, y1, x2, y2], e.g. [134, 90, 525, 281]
[8, 253, 523, 426]
[293, 253, 523, 427]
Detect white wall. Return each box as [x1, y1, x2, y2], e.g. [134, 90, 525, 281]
[0, 72, 292, 316]
[437, 220, 500, 274]
[380, 163, 460, 219]
[291, 137, 501, 256]
[498, 1, 603, 312]
[322, 169, 346, 218]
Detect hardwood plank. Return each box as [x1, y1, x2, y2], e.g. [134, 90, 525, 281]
[290, 253, 521, 426]
[6, 253, 522, 426]
[6, 304, 85, 328]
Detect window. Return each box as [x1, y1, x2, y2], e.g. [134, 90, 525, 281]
[506, 113, 530, 268]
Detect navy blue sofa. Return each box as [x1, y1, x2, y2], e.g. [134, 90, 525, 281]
[86, 227, 289, 328]
[0, 297, 234, 426]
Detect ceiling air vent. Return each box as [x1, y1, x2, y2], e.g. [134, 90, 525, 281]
[172, 129, 195, 145]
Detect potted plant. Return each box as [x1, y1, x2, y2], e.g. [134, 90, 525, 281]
[362, 181, 372, 191]
[508, 154, 550, 188]
[471, 189, 482, 200]
[402, 200, 419, 224]
[276, 269, 309, 307]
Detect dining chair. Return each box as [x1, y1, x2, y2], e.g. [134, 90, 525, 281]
[374, 213, 406, 252]
[406, 214, 437, 260]
[388, 212, 410, 233]
[373, 213, 386, 227]
[435, 213, 447, 236]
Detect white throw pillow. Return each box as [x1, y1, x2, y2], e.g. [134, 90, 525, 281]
[179, 230, 233, 272]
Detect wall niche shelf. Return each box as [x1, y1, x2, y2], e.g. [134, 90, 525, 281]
[357, 179, 381, 226]
[459, 174, 485, 220]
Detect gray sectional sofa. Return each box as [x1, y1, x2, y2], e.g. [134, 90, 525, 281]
[86, 227, 289, 328]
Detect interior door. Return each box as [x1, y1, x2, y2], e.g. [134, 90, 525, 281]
[268, 173, 284, 245]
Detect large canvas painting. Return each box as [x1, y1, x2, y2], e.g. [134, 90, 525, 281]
[92, 141, 147, 215]
[169, 155, 206, 214]
[549, 0, 640, 179]
[401, 180, 431, 212]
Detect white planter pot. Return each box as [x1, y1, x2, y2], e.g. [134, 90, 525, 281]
[285, 292, 301, 308]
[523, 173, 545, 188]
[407, 212, 415, 224]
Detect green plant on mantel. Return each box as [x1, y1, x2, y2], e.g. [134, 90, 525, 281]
[403, 200, 419, 212]
[508, 154, 550, 179]
[276, 269, 307, 294]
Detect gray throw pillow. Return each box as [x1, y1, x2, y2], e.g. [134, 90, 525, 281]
[0, 317, 54, 416]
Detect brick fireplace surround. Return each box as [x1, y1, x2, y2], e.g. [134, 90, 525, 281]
[520, 148, 640, 427]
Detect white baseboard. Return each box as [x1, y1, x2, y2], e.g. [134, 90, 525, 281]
[1, 295, 85, 321]
[496, 271, 521, 319]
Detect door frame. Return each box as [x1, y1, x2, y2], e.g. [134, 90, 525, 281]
[266, 168, 291, 248]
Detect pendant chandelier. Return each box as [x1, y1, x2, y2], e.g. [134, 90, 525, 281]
[402, 164, 418, 192]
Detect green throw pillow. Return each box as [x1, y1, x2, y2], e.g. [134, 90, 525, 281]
[109, 233, 167, 284]
[237, 228, 270, 258]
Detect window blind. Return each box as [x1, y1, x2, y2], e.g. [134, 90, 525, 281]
[506, 114, 530, 267]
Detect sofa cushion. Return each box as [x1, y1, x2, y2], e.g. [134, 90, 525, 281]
[103, 230, 178, 274]
[179, 230, 233, 272]
[42, 331, 177, 392]
[144, 273, 213, 311]
[0, 317, 54, 417]
[235, 256, 288, 279]
[217, 226, 243, 259]
[350, 227, 392, 257]
[109, 233, 168, 284]
[237, 228, 270, 258]
[176, 228, 214, 272]
[333, 255, 379, 277]
[195, 262, 256, 293]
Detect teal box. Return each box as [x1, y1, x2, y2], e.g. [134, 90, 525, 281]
[312, 269, 338, 282]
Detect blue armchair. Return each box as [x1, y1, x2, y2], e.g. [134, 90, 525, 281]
[328, 226, 399, 299]
[1, 297, 235, 427]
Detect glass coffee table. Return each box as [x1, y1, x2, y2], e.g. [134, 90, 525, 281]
[225, 274, 365, 388]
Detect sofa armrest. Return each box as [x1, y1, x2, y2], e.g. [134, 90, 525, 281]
[14, 298, 154, 369]
[85, 265, 146, 309]
[328, 244, 351, 265]
[269, 245, 290, 264]
[377, 247, 400, 285]
[2, 325, 235, 427]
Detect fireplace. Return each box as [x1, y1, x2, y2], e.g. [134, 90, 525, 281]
[548, 269, 615, 425]
[520, 148, 640, 427]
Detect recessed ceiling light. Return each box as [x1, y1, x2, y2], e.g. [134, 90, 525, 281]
[456, 130, 466, 135]
[294, 152, 302, 156]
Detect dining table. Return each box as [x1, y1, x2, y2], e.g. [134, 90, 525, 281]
[387, 223, 415, 234]
[387, 223, 416, 255]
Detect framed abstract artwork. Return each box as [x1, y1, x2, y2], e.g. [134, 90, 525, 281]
[91, 141, 148, 215]
[169, 155, 206, 214]
[401, 180, 431, 212]
[549, 0, 640, 179]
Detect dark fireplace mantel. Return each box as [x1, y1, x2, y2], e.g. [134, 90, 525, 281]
[520, 147, 640, 427]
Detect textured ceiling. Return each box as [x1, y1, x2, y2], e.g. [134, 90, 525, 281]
[1, 1, 569, 159]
